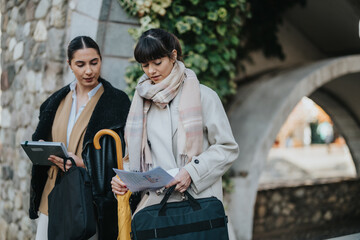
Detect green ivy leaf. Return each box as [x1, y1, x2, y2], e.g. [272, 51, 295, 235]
[217, 7, 227, 19]
[210, 64, 222, 76]
[195, 43, 207, 53]
[230, 49, 237, 60]
[185, 53, 209, 72]
[172, 4, 185, 15]
[204, 2, 217, 11]
[223, 50, 231, 61]
[208, 53, 220, 64]
[240, 3, 246, 11]
[175, 21, 192, 34]
[190, 0, 200, 5]
[184, 16, 197, 25]
[140, 16, 152, 25]
[207, 12, 218, 21]
[159, 0, 172, 8]
[216, 24, 226, 36]
[230, 36, 239, 45]
[204, 35, 218, 45]
[229, 0, 239, 8]
[192, 22, 203, 35]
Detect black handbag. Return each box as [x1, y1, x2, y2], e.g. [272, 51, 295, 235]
[48, 157, 97, 240]
[131, 185, 229, 240]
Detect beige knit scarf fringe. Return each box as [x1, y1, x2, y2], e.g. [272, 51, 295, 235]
[125, 61, 203, 172]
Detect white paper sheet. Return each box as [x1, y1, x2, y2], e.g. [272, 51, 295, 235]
[113, 167, 174, 192]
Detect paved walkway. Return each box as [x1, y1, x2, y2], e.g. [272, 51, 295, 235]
[328, 233, 360, 240]
[260, 144, 356, 185]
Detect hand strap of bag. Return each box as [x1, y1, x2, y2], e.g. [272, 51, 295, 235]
[63, 157, 76, 172]
[158, 185, 201, 216]
[54, 157, 77, 185]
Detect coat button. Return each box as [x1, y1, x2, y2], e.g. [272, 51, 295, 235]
[194, 159, 199, 164]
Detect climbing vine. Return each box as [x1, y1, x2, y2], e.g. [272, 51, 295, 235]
[118, 0, 306, 100]
[118, 0, 251, 101]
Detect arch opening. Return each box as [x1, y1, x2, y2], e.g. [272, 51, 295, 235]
[259, 96, 356, 187]
[253, 96, 360, 240]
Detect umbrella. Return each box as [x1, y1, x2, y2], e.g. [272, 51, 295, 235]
[93, 129, 132, 240]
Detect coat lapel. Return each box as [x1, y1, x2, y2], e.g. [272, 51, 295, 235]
[52, 92, 73, 145]
[68, 86, 104, 155]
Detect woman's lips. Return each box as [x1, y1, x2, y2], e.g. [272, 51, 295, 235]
[151, 76, 161, 81]
[83, 77, 94, 82]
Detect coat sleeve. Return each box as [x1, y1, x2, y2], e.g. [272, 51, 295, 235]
[183, 85, 239, 194]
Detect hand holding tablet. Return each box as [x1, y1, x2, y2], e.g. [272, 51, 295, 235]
[21, 141, 69, 166]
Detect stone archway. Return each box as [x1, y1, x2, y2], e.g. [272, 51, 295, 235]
[227, 55, 360, 240]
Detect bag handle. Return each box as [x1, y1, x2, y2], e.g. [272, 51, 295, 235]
[63, 157, 76, 172]
[53, 157, 77, 185]
[158, 185, 201, 216]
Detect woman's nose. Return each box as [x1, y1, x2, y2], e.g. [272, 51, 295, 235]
[85, 65, 92, 74]
[148, 65, 156, 74]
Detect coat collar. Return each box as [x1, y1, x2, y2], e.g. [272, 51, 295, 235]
[32, 78, 130, 146]
[84, 78, 129, 145]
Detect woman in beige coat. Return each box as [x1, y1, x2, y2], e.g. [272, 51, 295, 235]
[111, 28, 238, 211]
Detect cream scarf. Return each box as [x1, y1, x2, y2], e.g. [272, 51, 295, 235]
[125, 61, 203, 172]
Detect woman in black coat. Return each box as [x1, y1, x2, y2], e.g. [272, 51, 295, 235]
[30, 36, 130, 239]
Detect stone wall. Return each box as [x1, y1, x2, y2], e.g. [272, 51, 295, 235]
[0, 0, 68, 239]
[253, 178, 360, 240]
[63, 0, 137, 90]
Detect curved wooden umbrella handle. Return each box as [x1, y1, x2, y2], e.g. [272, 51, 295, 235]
[93, 129, 123, 170]
[95, 129, 131, 240]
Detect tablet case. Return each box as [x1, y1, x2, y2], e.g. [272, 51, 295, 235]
[21, 141, 68, 166]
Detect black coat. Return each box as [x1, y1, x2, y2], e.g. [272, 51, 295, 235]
[30, 78, 131, 239]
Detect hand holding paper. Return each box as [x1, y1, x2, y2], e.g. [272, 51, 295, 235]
[113, 167, 174, 192]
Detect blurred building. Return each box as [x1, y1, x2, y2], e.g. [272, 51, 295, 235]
[274, 97, 337, 148]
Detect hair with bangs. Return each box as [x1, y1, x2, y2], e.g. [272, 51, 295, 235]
[134, 28, 183, 64]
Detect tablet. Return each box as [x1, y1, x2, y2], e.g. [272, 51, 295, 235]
[21, 141, 69, 166]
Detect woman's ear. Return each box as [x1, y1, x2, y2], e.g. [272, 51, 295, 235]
[67, 60, 73, 72]
[171, 49, 177, 62]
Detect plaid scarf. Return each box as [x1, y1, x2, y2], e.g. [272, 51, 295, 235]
[125, 61, 203, 172]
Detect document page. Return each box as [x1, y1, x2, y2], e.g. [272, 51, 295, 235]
[113, 167, 174, 192]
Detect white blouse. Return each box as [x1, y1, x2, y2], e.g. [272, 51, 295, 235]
[66, 81, 103, 146]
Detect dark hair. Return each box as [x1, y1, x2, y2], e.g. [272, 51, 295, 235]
[134, 28, 183, 64]
[67, 36, 102, 64]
